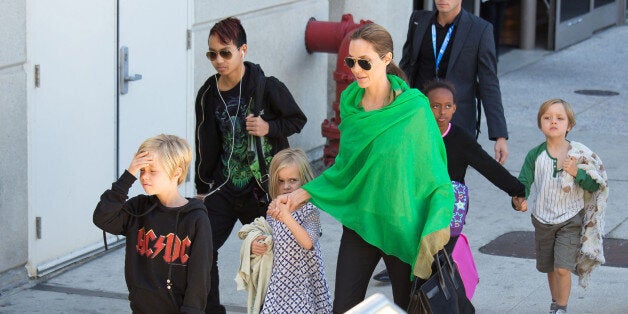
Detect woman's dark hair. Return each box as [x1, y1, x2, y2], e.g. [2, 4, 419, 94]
[349, 23, 408, 82]
[423, 80, 457, 102]
[209, 17, 247, 47]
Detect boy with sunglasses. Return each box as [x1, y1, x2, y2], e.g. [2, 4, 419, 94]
[194, 16, 306, 314]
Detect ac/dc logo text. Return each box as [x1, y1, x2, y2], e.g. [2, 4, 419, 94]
[136, 228, 192, 264]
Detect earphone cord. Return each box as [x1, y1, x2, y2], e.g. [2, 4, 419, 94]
[200, 64, 244, 198]
[123, 201, 158, 217]
[165, 208, 182, 308]
[102, 199, 158, 251]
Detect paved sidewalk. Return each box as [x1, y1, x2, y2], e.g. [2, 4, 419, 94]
[1, 25, 627, 314]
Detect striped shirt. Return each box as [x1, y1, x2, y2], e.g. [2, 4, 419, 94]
[518, 142, 598, 224]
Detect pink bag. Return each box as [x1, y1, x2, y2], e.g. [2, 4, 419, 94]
[451, 233, 479, 300]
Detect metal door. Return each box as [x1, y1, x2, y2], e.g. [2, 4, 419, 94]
[27, 0, 117, 275]
[552, 0, 619, 50]
[117, 0, 192, 197]
[26, 0, 192, 276]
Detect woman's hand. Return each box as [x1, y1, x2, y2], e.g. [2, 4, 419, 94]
[279, 189, 310, 211]
[250, 235, 268, 255]
[267, 197, 292, 224]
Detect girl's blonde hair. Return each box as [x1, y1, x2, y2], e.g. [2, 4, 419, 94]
[537, 98, 576, 133]
[137, 134, 192, 185]
[268, 148, 314, 199]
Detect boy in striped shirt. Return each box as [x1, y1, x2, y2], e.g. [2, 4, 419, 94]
[514, 99, 607, 314]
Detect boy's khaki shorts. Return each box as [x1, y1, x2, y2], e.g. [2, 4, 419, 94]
[531, 211, 583, 273]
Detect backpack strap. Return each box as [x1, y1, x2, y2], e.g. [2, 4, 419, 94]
[252, 75, 270, 201]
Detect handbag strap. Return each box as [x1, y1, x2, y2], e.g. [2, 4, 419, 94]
[438, 249, 461, 290]
[434, 250, 452, 300]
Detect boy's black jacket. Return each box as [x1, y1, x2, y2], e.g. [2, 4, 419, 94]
[194, 61, 307, 194]
[93, 171, 212, 314]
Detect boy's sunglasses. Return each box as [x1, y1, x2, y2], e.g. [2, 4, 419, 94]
[206, 47, 239, 61]
[344, 55, 384, 71]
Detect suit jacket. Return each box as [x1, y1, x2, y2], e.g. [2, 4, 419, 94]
[399, 9, 507, 140]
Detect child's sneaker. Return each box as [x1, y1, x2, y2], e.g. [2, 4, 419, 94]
[550, 304, 567, 314]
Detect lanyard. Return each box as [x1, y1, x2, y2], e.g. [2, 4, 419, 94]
[431, 23, 454, 78]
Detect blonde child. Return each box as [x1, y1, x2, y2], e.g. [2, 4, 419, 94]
[255, 148, 332, 313]
[514, 99, 608, 313]
[93, 134, 212, 313]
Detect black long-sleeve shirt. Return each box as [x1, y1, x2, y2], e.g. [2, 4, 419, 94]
[444, 124, 524, 197]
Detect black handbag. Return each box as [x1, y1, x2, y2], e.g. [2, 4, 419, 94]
[407, 249, 475, 314]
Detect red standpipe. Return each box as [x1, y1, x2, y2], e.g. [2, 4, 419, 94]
[305, 14, 372, 166]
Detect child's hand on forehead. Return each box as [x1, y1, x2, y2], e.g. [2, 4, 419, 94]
[128, 151, 154, 178]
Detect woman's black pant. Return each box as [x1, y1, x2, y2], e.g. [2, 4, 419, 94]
[333, 226, 412, 313]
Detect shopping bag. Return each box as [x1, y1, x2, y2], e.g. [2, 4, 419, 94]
[407, 249, 475, 314]
[452, 233, 479, 300]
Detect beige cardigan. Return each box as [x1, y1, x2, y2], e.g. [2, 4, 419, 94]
[235, 217, 274, 314]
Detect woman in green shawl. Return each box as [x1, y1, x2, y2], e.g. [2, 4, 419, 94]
[270, 23, 454, 312]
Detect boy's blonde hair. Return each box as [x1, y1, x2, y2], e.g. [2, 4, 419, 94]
[537, 98, 576, 132]
[268, 148, 314, 199]
[137, 134, 192, 185]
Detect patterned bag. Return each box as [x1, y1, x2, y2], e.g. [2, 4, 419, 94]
[450, 181, 469, 237]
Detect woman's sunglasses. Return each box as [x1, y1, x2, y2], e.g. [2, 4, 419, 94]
[344, 55, 384, 71]
[206, 47, 239, 61]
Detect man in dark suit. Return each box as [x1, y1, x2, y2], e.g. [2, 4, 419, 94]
[399, 0, 509, 164]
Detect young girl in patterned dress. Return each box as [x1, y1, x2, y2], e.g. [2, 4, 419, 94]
[252, 148, 332, 313]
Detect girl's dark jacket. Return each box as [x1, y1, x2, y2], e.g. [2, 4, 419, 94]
[194, 61, 307, 194]
[94, 171, 212, 314]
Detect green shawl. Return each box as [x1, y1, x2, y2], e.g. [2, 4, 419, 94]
[303, 75, 454, 279]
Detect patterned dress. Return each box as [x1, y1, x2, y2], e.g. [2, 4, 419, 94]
[260, 202, 332, 314]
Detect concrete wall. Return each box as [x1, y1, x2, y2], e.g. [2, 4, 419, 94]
[193, 0, 329, 159]
[0, 0, 28, 276]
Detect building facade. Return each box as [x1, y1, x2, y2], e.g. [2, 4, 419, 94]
[0, 0, 411, 289]
[0, 0, 625, 290]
